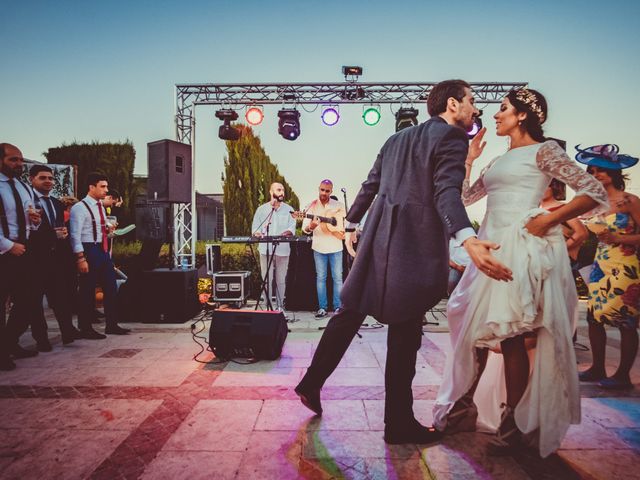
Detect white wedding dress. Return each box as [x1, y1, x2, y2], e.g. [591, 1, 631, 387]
[433, 140, 608, 457]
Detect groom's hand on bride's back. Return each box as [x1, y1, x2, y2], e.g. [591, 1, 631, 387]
[462, 237, 513, 282]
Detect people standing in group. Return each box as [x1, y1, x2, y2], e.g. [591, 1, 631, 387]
[295, 79, 512, 445]
[0, 143, 42, 370]
[302, 179, 346, 318]
[69, 172, 131, 339]
[577, 145, 640, 390]
[433, 88, 608, 457]
[21, 165, 81, 350]
[251, 182, 296, 312]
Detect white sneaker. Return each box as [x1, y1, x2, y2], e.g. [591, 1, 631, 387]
[315, 308, 327, 319]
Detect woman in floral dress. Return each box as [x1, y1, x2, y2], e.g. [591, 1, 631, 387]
[578, 145, 640, 390]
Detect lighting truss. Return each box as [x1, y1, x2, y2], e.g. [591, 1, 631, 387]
[172, 80, 526, 267]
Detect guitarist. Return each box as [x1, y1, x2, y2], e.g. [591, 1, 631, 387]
[302, 179, 346, 319]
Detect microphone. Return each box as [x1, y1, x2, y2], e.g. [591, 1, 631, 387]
[340, 188, 346, 193]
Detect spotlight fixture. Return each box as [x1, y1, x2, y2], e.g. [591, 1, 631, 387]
[215, 109, 240, 141]
[395, 107, 419, 132]
[342, 65, 363, 76]
[321, 106, 340, 127]
[245, 106, 264, 126]
[467, 110, 483, 139]
[362, 106, 381, 126]
[278, 109, 301, 140]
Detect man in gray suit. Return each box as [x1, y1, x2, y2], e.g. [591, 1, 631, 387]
[295, 80, 512, 444]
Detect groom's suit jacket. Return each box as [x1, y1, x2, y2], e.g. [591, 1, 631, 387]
[341, 116, 472, 324]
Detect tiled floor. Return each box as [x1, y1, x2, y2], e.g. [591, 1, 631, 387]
[0, 301, 639, 479]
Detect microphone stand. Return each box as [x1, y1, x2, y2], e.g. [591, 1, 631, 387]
[256, 203, 277, 311]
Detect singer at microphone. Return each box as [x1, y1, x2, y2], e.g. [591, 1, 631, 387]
[250, 182, 296, 312]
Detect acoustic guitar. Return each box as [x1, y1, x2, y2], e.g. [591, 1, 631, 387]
[291, 208, 346, 233]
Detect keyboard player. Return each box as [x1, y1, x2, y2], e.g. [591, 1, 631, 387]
[250, 182, 296, 311]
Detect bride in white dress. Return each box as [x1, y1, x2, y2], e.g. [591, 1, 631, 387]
[433, 88, 608, 457]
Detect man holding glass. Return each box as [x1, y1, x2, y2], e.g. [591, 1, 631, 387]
[0, 143, 42, 370]
[70, 172, 130, 338]
[26, 165, 82, 348]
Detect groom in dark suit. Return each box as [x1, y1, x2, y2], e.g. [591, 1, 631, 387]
[295, 79, 513, 444]
[24, 165, 80, 348]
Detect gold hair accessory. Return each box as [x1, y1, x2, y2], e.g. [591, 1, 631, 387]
[515, 88, 546, 124]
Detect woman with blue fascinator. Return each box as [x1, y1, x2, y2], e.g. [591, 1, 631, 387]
[577, 144, 640, 390]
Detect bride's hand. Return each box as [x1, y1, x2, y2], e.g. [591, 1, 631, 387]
[466, 127, 487, 166]
[524, 214, 552, 237]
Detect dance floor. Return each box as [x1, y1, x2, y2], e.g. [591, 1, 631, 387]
[0, 301, 638, 479]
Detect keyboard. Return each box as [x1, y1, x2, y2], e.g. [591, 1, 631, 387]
[222, 235, 312, 244]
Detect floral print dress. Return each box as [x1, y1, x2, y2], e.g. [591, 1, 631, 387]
[588, 212, 640, 329]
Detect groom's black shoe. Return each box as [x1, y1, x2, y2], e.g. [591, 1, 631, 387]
[384, 422, 443, 445]
[294, 385, 323, 416]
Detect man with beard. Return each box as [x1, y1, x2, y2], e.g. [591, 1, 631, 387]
[295, 80, 513, 444]
[0, 143, 42, 369]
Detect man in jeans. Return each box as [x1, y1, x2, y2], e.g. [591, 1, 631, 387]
[302, 179, 346, 318]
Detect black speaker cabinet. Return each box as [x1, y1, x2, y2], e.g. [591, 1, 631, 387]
[209, 309, 288, 360]
[139, 268, 201, 323]
[135, 203, 170, 242]
[147, 139, 192, 203]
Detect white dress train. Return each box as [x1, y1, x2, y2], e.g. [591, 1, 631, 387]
[433, 140, 608, 458]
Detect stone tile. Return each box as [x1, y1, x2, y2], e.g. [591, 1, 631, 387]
[277, 356, 315, 368]
[0, 398, 161, 431]
[213, 367, 303, 387]
[163, 400, 262, 451]
[256, 400, 369, 431]
[1, 428, 130, 480]
[141, 451, 243, 480]
[280, 342, 314, 358]
[324, 368, 385, 387]
[127, 361, 197, 387]
[412, 364, 442, 386]
[338, 345, 380, 368]
[558, 449, 640, 480]
[364, 400, 435, 431]
[100, 348, 143, 358]
[582, 397, 640, 428]
[420, 434, 530, 479]
[561, 417, 631, 450]
[303, 430, 417, 459]
[237, 429, 333, 480]
[612, 428, 640, 451]
[339, 454, 431, 480]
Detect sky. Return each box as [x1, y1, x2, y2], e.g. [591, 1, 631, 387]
[2, 0, 640, 224]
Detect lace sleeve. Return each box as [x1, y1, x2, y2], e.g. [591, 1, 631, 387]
[536, 140, 609, 216]
[462, 157, 497, 206]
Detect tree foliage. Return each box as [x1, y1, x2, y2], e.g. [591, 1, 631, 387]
[44, 141, 138, 226]
[222, 125, 300, 235]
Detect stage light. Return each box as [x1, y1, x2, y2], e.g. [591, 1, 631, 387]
[362, 106, 381, 126]
[467, 111, 483, 139]
[321, 106, 340, 126]
[342, 65, 363, 77]
[278, 109, 301, 140]
[395, 107, 419, 132]
[245, 106, 264, 126]
[215, 109, 241, 141]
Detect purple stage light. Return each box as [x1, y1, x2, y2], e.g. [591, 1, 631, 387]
[321, 107, 340, 126]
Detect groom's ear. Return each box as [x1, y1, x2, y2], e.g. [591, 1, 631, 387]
[446, 96, 458, 114]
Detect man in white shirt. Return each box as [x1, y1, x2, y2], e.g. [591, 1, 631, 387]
[0, 143, 42, 369]
[69, 172, 130, 338]
[251, 182, 296, 311]
[302, 179, 346, 318]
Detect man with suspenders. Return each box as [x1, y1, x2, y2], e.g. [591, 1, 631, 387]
[69, 172, 130, 338]
[0, 143, 42, 370]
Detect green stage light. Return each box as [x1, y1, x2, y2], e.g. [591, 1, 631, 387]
[362, 106, 381, 126]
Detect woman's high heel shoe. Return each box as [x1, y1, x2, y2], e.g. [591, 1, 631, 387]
[487, 403, 523, 456]
[444, 395, 478, 434]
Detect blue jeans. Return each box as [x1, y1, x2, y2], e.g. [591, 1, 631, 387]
[313, 250, 343, 310]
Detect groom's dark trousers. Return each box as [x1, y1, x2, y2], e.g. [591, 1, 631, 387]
[297, 308, 423, 428]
